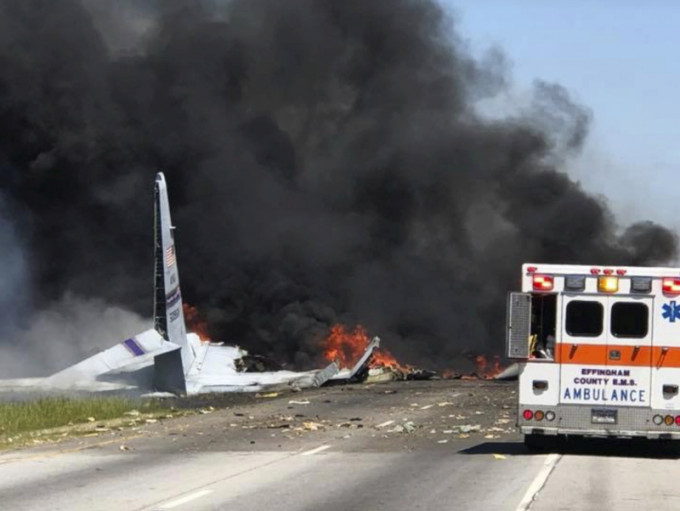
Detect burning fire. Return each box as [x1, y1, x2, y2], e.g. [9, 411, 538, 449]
[183, 304, 211, 341]
[473, 354, 502, 379]
[322, 324, 403, 370]
[441, 369, 457, 379]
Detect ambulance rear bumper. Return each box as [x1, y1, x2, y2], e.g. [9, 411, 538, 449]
[518, 404, 680, 439]
[520, 426, 680, 440]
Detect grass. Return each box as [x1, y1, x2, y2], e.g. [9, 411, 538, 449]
[0, 397, 172, 448]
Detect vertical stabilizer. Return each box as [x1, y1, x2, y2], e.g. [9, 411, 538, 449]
[154, 172, 195, 373]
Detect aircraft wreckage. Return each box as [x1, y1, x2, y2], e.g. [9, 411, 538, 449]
[0, 173, 379, 396]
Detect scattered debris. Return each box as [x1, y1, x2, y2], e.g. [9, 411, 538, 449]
[119, 445, 131, 451]
[365, 367, 397, 384]
[288, 400, 310, 405]
[493, 454, 507, 460]
[494, 363, 520, 381]
[302, 421, 324, 431]
[256, 392, 279, 399]
[375, 420, 395, 429]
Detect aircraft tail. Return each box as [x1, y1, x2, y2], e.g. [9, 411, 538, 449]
[153, 172, 195, 375]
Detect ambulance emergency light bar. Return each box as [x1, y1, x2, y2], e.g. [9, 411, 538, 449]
[529, 271, 680, 295]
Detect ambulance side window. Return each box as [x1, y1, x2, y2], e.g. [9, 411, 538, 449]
[565, 301, 603, 337]
[611, 302, 648, 338]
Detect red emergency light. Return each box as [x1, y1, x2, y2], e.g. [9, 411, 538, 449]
[663, 278, 680, 295]
[532, 275, 554, 291]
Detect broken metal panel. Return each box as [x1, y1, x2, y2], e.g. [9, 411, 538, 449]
[507, 292, 531, 359]
[494, 362, 520, 380]
[154, 347, 187, 395]
[311, 362, 340, 387]
[328, 336, 381, 383]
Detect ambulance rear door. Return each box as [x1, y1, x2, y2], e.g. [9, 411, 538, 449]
[606, 295, 653, 408]
[558, 294, 609, 406]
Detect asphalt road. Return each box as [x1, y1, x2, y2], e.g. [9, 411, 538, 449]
[2, 380, 680, 510]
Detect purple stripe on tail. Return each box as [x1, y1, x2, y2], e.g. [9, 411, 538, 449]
[123, 338, 145, 357]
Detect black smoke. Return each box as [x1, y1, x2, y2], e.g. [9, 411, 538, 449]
[0, 0, 675, 372]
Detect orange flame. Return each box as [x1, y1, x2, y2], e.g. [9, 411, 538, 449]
[183, 304, 210, 341]
[321, 324, 403, 370]
[474, 354, 502, 379]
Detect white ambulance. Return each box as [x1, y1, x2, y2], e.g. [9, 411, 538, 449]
[507, 263, 680, 447]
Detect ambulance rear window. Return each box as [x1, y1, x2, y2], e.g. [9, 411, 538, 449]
[611, 302, 648, 338]
[565, 301, 603, 337]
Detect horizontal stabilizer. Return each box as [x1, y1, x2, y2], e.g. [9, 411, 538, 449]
[48, 329, 178, 387]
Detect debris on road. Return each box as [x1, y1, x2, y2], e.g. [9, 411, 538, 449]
[302, 421, 324, 431]
[375, 420, 395, 429]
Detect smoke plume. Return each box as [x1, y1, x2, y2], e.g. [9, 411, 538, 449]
[0, 0, 675, 373]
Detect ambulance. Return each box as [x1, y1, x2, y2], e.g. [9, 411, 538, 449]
[507, 263, 680, 446]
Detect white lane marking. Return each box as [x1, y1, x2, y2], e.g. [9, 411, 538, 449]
[301, 444, 332, 456]
[158, 489, 214, 509]
[516, 453, 562, 511]
[420, 404, 434, 410]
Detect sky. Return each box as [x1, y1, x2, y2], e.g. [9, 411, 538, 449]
[443, 1, 680, 234]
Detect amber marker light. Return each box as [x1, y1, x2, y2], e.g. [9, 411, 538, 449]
[598, 276, 619, 293]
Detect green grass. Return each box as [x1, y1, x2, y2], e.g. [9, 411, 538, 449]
[0, 397, 168, 438]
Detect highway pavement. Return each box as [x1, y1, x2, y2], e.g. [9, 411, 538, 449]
[1, 380, 679, 510]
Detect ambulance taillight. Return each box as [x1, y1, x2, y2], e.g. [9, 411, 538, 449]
[662, 278, 680, 295]
[532, 275, 553, 291]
